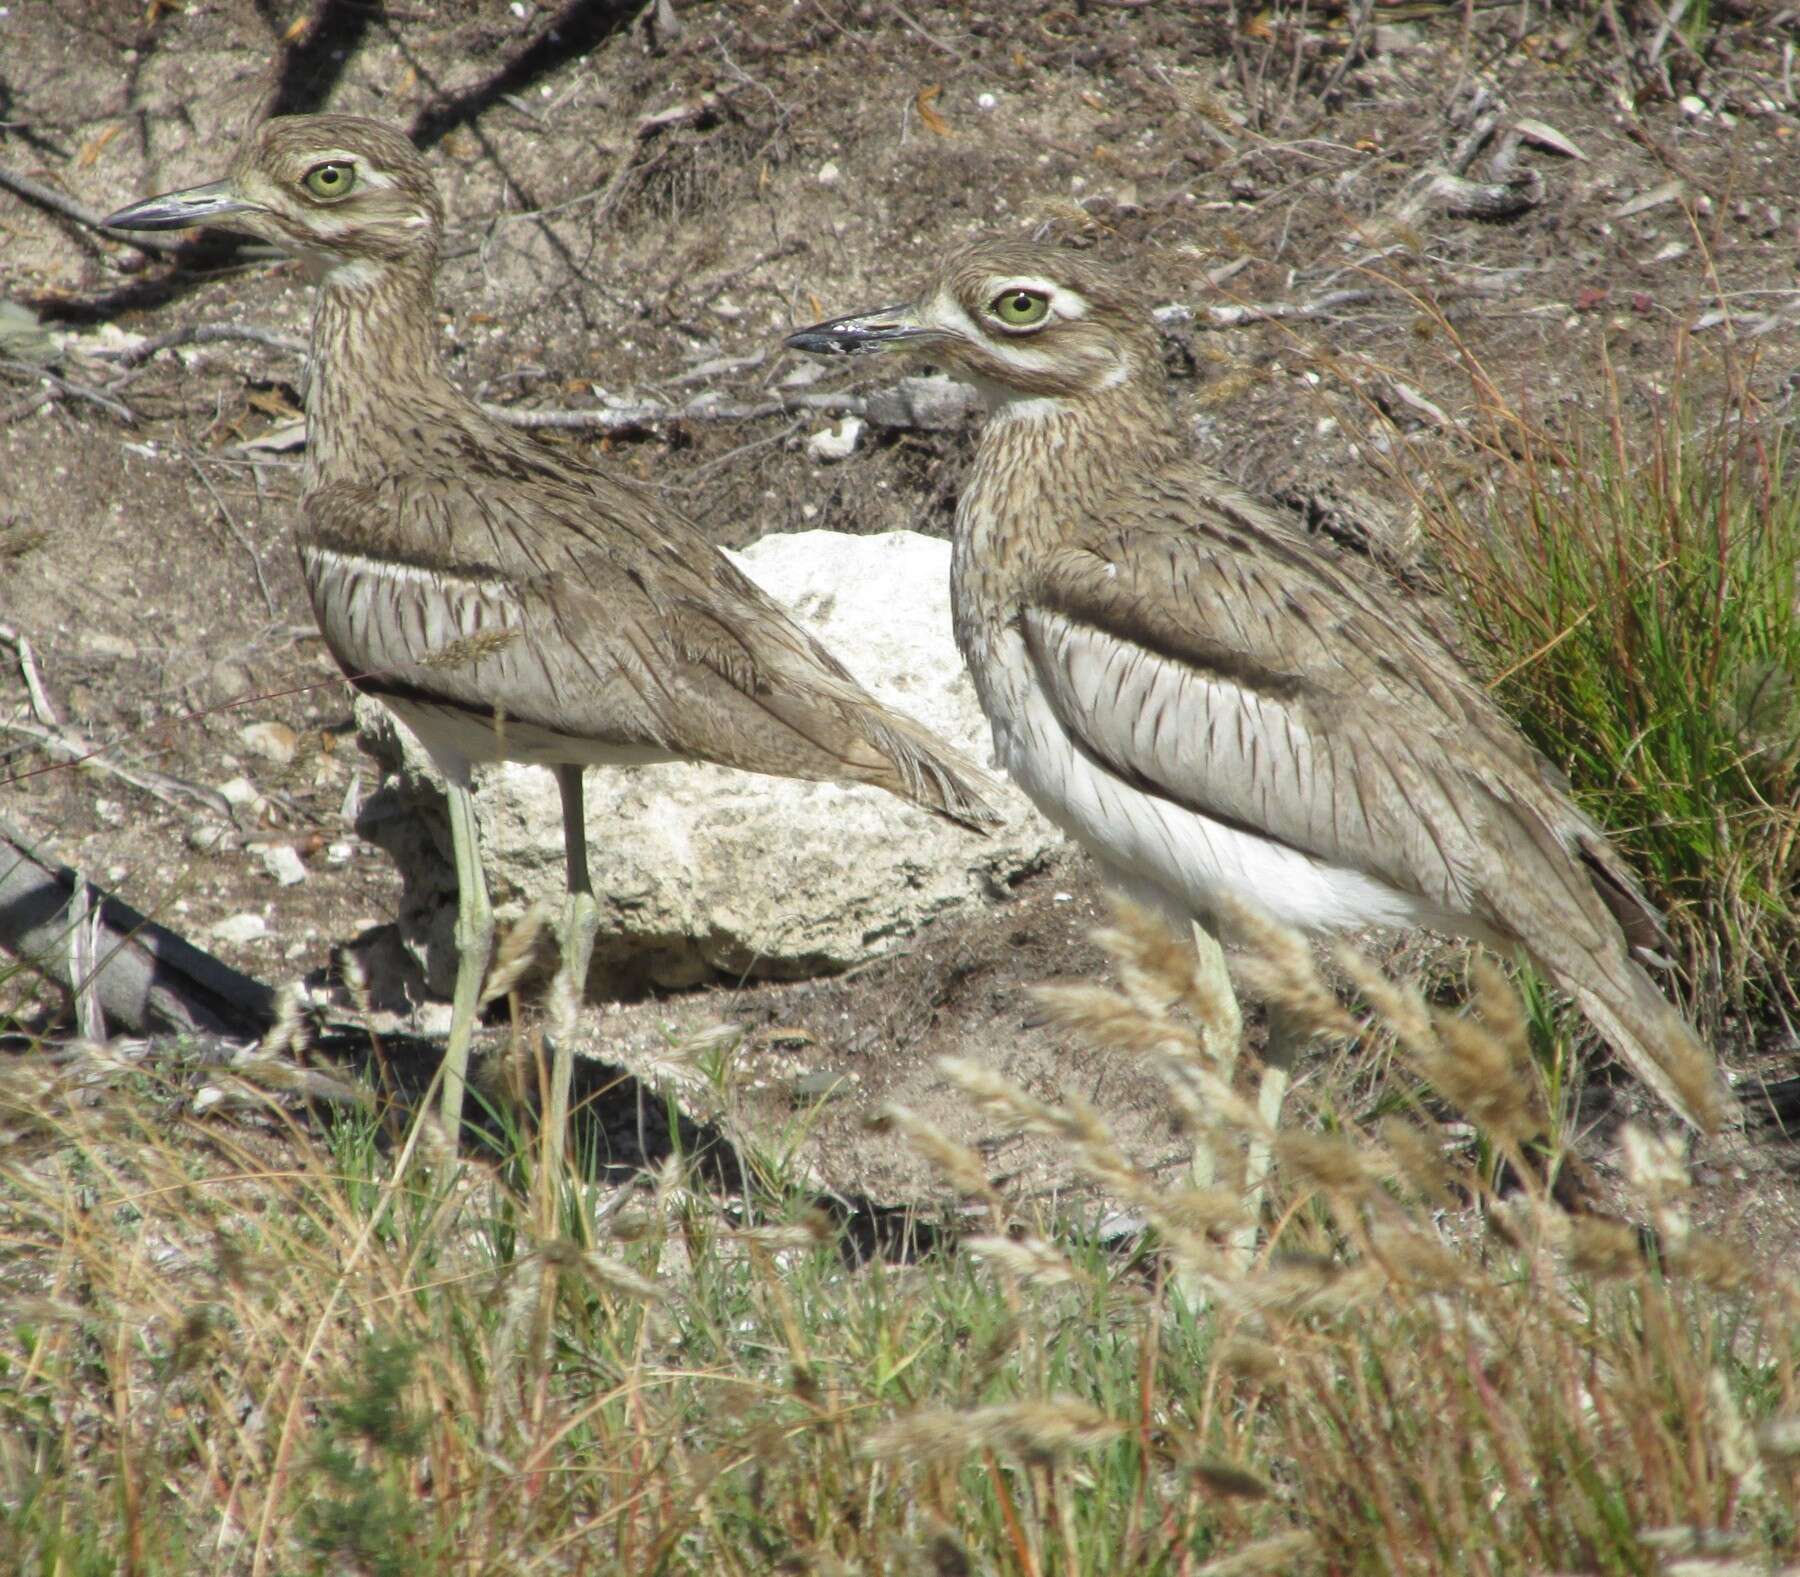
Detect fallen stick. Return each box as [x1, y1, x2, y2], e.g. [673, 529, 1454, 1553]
[0, 817, 277, 1038]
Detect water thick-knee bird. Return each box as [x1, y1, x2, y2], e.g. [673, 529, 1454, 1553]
[788, 237, 1724, 1137]
[103, 115, 997, 1158]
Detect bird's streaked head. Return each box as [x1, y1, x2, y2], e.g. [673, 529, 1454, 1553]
[787, 239, 1160, 404]
[102, 114, 444, 284]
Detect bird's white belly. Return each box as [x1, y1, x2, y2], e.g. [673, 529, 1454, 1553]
[980, 653, 1440, 938]
[383, 697, 680, 779]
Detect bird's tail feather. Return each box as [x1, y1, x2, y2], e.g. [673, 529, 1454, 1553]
[859, 709, 1002, 832]
[1560, 962, 1730, 1133]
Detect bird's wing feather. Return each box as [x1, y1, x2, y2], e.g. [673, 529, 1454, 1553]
[1019, 529, 1616, 938]
[303, 472, 996, 825]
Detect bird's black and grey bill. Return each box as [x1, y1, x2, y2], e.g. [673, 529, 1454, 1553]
[101, 180, 259, 233]
[785, 306, 924, 356]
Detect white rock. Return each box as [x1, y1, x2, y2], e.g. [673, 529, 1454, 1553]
[260, 844, 308, 886]
[239, 721, 299, 766]
[806, 417, 865, 462]
[217, 775, 264, 810]
[977, 92, 998, 111]
[354, 530, 1059, 995]
[817, 160, 841, 186]
[211, 912, 268, 945]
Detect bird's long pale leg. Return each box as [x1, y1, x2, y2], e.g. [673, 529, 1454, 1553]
[1242, 1002, 1302, 1231]
[1184, 923, 1300, 1270]
[546, 764, 600, 1181]
[442, 779, 495, 1150]
[1187, 920, 1242, 1194]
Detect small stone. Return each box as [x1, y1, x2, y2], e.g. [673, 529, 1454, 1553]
[977, 92, 998, 111]
[211, 912, 268, 945]
[92, 798, 122, 827]
[202, 659, 256, 706]
[260, 844, 307, 886]
[416, 1002, 453, 1037]
[325, 839, 356, 867]
[78, 630, 139, 661]
[239, 721, 298, 766]
[218, 775, 259, 807]
[806, 416, 865, 463]
[817, 160, 841, 186]
[188, 823, 240, 855]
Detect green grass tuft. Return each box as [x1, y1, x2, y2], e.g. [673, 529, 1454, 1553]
[1419, 341, 1800, 1032]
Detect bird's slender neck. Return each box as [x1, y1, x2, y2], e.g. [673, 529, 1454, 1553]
[304, 256, 462, 491]
[951, 373, 1184, 666]
[962, 374, 1185, 546]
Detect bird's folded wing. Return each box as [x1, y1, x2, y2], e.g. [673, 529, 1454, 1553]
[1020, 539, 1604, 929]
[304, 476, 996, 824]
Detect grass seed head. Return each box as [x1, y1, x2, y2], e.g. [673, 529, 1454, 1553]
[868, 1102, 996, 1201]
[1220, 899, 1358, 1038]
[935, 1056, 1067, 1134]
[422, 628, 520, 670]
[1417, 1011, 1542, 1143]
[479, 898, 556, 1006]
[1376, 1117, 1459, 1207]
[1193, 1530, 1319, 1576]
[1215, 1338, 1288, 1386]
[861, 1399, 1122, 1466]
[1564, 1216, 1647, 1281]
[1274, 1130, 1381, 1199]
[964, 1234, 1084, 1286]
[1189, 1456, 1274, 1500]
[1333, 944, 1438, 1053]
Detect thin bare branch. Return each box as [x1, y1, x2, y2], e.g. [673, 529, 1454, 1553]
[103, 323, 310, 371]
[0, 161, 188, 254]
[0, 715, 233, 818]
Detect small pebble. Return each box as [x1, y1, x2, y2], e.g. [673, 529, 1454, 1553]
[817, 160, 841, 186]
[977, 92, 998, 111]
[211, 912, 268, 945]
[217, 775, 263, 810]
[260, 844, 307, 887]
[239, 720, 298, 766]
[188, 823, 239, 855]
[806, 416, 865, 463]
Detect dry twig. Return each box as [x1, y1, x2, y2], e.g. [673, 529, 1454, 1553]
[0, 161, 187, 255]
[0, 714, 233, 818]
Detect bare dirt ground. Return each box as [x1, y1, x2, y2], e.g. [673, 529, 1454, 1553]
[2, 1, 1796, 1235]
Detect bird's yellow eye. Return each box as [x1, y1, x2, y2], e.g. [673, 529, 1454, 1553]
[303, 161, 355, 200]
[990, 288, 1050, 329]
